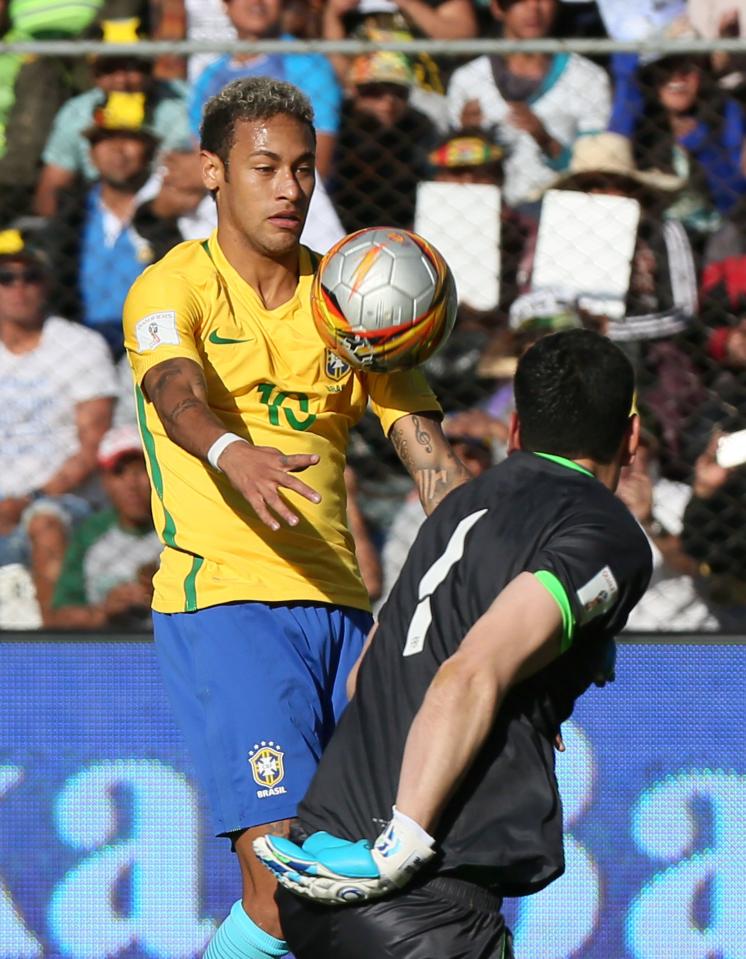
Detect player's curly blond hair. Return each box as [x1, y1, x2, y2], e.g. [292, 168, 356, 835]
[200, 76, 316, 168]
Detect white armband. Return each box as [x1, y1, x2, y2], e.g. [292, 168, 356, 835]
[207, 433, 248, 472]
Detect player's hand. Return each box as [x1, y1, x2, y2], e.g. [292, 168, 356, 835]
[253, 807, 436, 904]
[218, 441, 321, 530]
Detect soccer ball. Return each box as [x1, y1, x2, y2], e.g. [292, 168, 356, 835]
[311, 227, 457, 373]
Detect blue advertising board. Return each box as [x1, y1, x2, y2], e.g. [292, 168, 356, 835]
[0, 638, 744, 959]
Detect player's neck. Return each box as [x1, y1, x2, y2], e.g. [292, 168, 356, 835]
[217, 226, 300, 310]
[577, 457, 621, 492]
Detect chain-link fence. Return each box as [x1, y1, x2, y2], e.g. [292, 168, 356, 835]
[2, 24, 746, 634]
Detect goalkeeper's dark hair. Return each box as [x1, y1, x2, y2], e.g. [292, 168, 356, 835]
[514, 330, 635, 464]
[200, 76, 316, 171]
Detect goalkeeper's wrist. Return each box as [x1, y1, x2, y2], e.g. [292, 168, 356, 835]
[391, 806, 436, 849]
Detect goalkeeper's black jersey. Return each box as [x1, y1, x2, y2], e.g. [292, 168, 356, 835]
[299, 451, 652, 896]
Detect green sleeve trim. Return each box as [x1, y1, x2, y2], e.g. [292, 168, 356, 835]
[135, 384, 178, 548]
[534, 570, 575, 652]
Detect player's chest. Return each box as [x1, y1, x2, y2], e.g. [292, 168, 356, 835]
[197, 299, 361, 418]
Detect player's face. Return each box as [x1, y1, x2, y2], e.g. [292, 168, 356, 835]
[205, 115, 316, 257]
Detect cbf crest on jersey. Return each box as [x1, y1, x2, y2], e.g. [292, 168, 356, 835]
[326, 348, 350, 381]
[249, 741, 287, 798]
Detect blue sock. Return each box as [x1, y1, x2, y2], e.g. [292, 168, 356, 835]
[204, 900, 288, 959]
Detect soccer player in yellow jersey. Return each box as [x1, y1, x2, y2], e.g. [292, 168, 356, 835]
[123, 77, 469, 959]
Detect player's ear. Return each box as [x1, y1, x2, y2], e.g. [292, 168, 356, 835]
[200, 150, 224, 193]
[507, 411, 521, 453]
[621, 413, 641, 468]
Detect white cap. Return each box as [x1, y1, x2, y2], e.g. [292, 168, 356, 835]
[97, 424, 143, 470]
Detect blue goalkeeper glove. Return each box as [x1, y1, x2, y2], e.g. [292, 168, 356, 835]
[253, 807, 436, 905]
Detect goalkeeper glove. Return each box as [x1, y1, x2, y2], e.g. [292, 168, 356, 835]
[253, 807, 436, 905]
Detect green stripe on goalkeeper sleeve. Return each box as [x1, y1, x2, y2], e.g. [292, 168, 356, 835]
[534, 570, 575, 652]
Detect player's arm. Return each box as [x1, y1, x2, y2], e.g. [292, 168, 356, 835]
[142, 358, 321, 530]
[254, 571, 564, 900]
[394, 571, 563, 830]
[389, 412, 471, 515]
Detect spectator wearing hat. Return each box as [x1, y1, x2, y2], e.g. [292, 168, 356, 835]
[0, 226, 116, 621]
[322, 0, 477, 131]
[523, 132, 706, 476]
[47, 90, 172, 357]
[49, 423, 161, 630]
[427, 127, 534, 315]
[188, 0, 341, 178]
[529, 132, 698, 339]
[34, 17, 190, 218]
[446, 0, 611, 210]
[330, 51, 437, 233]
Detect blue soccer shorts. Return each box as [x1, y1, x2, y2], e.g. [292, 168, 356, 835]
[152, 601, 372, 836]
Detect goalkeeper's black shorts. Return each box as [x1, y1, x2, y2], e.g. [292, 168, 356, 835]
[277, 874, 515, 959]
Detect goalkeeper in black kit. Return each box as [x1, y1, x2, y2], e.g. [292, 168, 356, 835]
[255, 329, 653, 958]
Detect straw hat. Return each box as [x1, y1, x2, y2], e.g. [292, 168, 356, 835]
[550, 132, 686, 194]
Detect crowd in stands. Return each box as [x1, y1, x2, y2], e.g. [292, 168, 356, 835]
[2, 0, 746, 632]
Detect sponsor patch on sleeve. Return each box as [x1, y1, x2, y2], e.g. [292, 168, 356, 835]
[135, 311, 180, 351]
[576, 565, 619, 624]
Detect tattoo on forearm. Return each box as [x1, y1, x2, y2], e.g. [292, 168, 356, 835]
[148, 365, 184, 405]
[412, 415, 433, 453]
[417, 456, 472, 515]
[391, 428, 414, 474]
[163, 396, 204, 427]
[416, 467, 449, 505]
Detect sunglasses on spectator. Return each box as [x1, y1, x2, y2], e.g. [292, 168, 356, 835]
[357, 83, 409, 100]
[0, 266, 44, 286]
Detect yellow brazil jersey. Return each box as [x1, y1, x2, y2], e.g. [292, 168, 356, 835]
[123, 230, 441, 615]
